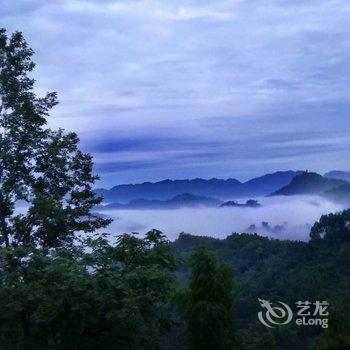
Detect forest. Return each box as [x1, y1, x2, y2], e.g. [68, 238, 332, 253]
[0, 29, 349, 350]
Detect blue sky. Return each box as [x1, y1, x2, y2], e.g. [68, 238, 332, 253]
[2, 0, 350, 187]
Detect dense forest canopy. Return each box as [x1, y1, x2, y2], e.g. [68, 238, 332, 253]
[0, 28, 349, 350]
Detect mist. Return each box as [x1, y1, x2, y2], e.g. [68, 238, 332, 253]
[99, 195, 345, 241]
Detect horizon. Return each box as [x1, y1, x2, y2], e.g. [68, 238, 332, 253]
[97, 169, 347, 188]
[2, 1, 350, 187]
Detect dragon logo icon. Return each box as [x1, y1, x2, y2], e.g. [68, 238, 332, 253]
[258, 298, 293, 328]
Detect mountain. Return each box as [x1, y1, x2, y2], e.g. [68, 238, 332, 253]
[220, 199, 261, 208]
[95, 178, 242, 202]
[270, 172, 346, 196]
[324, 170, 350, 182]
[95, 170, 302, 203]
[323, 183, 350, 204]
[96, 193, 221, 210]
[242, 170, 303, 196]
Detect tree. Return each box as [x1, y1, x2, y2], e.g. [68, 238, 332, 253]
[83, 229, 177, 350]
[0, 28, 181, 350]
[0, 230, 177, 349]
[310, 209, 350, 242]
[0, 28, 110, 249]
[310, 303, 350, 350]
[185, 247, 237, 350]
[251, 330, 277, 350]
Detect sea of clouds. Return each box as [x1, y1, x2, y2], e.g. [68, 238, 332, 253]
[100, 195, 345, 241]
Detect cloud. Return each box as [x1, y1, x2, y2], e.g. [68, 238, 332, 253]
[103, 195, 346, 241]
[64, 0, 235, 21]
[263, 79, 300, 91]
[0, 0, 48, 17]
[1, 0, 350, 186]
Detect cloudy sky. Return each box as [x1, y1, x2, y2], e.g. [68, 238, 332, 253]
[2, 0, 350, 187]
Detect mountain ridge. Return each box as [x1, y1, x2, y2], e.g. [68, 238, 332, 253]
[324, 170, 350, 182]
[95, 170, 303, 202]
[270, 172, 347, 197]
[96, 193, 221, 210]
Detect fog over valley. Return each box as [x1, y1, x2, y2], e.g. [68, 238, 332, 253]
[100, 195, 344, 241]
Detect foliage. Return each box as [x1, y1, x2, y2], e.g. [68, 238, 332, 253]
[172, 222, 350, 350]
[0, 28, 177, 350]
[0, 230, 177, 349]
[309, 303, 350, 350]
[310, 209, 350, 241]
[0, 28, 110, 249]
[181, 248, 237, 350]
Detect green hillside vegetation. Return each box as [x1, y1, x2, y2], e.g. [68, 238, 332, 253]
[172, 212, 350, 349]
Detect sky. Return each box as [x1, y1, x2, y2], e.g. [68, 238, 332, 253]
[1, 0, 350, 187]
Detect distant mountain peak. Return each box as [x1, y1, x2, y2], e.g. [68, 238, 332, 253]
[270, 171, 346, 196]
[95, 170, 304, 202]
[96, 192, 220, 210]
[324, 170, 350, 182]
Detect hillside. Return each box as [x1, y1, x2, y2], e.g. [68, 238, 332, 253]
[172, 210, 350, 349]
[270, 172, 346, 196]
[323, 183, 350, 204]
[324, 170, 350, 182]
[220, 199, 261, 208]
[96, 193, 221, 210]
[95, 170, 302, 202]
[242, 170, 303, 195]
